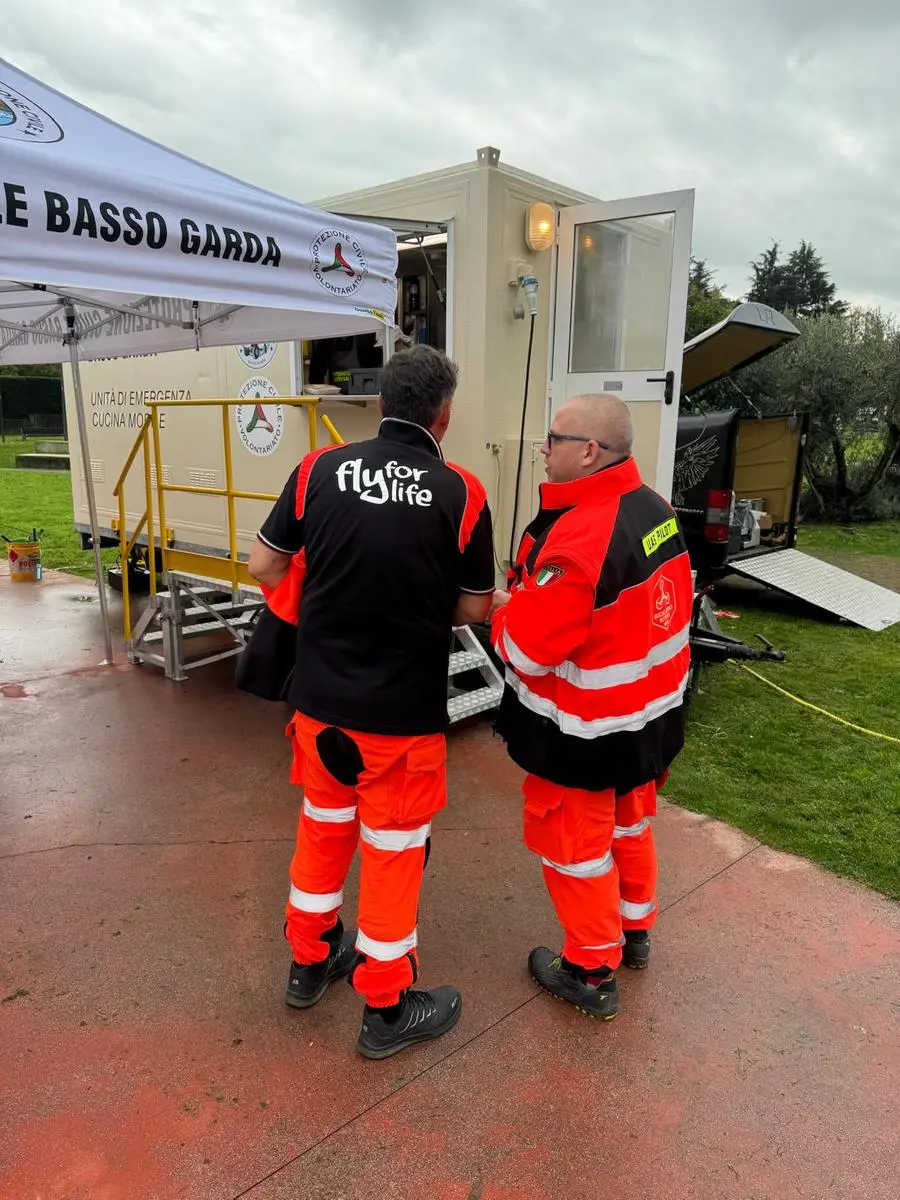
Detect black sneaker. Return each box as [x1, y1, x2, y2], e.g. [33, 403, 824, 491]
[528, 947, 619, 1020]
[285, 927, 358, 1009]
[356, 987, 462, 1060]
[621, 930, 650, 970]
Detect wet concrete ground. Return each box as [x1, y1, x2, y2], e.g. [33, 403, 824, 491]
[1, 568, 898, 1199]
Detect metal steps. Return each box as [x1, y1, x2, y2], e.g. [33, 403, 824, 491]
[448, 650, 487, 675]
[138, 607, 260, 646]
[448, 684, 504, 721]
[129, 573, 264, 680]
[446, 624, 504, 724]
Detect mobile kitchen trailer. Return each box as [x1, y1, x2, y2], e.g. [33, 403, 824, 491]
[66, 145, 694, 578]
[64, 148, 900, 692]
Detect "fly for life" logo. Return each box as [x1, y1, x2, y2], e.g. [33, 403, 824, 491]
[336, 458, 432, 507]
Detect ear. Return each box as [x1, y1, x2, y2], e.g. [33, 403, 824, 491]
[583, 440, 602, 469]
[431, 399, 452, 441]
[377, 396, 385, 418]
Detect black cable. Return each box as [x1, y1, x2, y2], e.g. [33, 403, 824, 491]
[508, 312, 537, 571]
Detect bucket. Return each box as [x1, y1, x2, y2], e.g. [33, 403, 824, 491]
[7, 540, 42, 583]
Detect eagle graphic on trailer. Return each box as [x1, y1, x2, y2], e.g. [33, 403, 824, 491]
[672, 432, 719, 507]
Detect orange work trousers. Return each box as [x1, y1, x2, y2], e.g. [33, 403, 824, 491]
[522, 774, 661, 971]
[284, 713, 447, 1007]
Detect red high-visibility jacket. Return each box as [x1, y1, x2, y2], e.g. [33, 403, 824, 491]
[491, 456, 693, 795]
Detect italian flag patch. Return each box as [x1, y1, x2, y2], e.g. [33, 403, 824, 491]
[535, 564, 565, 586]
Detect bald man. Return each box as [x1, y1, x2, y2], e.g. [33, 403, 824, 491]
[491, 394, 693, 1020]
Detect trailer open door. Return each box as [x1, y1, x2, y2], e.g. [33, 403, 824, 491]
[550, 189, 694, 498]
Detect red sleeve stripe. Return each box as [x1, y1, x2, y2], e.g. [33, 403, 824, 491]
[445, 461, 488, 552]
[294, 445, 343, 520]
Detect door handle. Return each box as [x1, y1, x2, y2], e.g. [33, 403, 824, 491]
[647, 370, 675, 405]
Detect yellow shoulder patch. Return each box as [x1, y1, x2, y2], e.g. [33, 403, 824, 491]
[642, 517, 679, 557]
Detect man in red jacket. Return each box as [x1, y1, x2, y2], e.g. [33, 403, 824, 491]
[491, 393, 693, 1020]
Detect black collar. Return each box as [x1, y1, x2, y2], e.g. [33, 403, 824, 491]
[377, 418, 444, 461]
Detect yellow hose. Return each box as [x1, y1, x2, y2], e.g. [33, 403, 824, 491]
[736, 664, 900, 746]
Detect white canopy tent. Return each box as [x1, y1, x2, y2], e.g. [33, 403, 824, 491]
[0, 57, 398, 662]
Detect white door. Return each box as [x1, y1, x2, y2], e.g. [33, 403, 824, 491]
[550, 190, 694, 499]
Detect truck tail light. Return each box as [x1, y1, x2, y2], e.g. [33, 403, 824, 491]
[704, 488, 733, 543]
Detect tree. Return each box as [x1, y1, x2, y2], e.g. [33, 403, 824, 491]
[689, 256, 716, 295]
[0, 363, 62, 378]
[732, 308, 900, 521]
[747, 242, 789, 311]
[685, 256, 735, 341]
[747, 240, 846, 318]
[786, 241, 847, 317]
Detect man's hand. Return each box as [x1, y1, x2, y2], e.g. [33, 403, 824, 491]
[491, 588, 511, 610]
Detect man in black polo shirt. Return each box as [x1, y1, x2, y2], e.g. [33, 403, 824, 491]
[249, 344, 495, 1059]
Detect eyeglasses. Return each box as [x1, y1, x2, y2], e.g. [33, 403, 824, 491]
[545, 430, 611, 450]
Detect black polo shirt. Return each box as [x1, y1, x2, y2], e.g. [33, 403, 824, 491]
[258, 418, 495, 735]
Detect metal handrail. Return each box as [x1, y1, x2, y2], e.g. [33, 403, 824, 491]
[111, 396, 346, 642]
[112, 419, 156, 639]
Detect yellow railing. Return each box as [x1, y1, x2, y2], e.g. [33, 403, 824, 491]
[112, 397, 345, 641]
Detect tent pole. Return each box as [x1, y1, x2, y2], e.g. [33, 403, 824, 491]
[65, 308, 115, 665]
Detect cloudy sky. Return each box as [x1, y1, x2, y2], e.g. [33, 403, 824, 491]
[7, 0, 899, 312]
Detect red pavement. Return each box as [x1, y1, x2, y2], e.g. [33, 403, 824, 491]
[1, 569, 898, 1200]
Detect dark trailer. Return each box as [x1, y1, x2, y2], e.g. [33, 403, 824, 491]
[675, 303, 900, 634]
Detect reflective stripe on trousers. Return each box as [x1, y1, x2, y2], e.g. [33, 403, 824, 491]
[284, 713, 446, 1008]
[620, 897, 657, 921]
[524, 774, 659, 970]
[541, 850, 614, 879]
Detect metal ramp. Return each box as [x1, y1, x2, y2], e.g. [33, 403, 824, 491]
[130, 570, 504, 723]
[728, 549, 900, 631]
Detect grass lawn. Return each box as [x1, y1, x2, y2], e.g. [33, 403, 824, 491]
[2, 463, 898, 897]
[797, 520, 900, 558]
[0, 466, 117, 577]
[670, 587, 900, 900]
[0, 436, 31, 470]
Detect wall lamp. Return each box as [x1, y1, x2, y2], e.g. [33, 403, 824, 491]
[525, 201, 555, 252]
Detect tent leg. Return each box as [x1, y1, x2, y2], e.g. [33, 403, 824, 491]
[66, 316, 115, 665]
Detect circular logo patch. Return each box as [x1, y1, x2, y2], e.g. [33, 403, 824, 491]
[310, 229, 368, 297]
[236, 342, 277, 370]
[236, 378, 283, 456]
[0, 81, 63, 143]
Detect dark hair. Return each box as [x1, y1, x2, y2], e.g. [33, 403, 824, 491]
[379, 344, 458, 428]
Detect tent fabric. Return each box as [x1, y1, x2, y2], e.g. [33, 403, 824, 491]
[0, 59, 399, 365]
